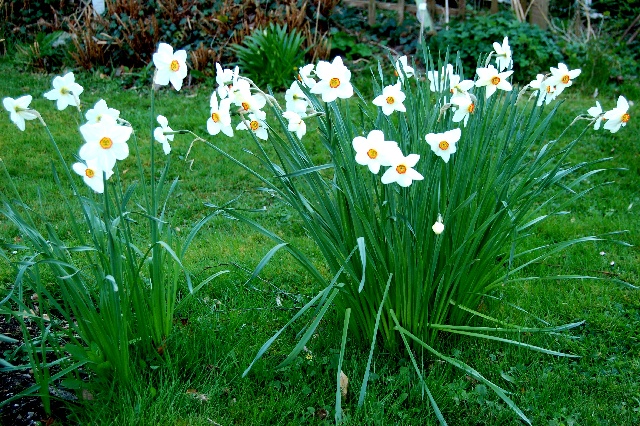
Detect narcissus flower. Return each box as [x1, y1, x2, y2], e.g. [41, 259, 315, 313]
[297, 64, 317, 88]
[72, 159, 113, 194]
[236, 112, 268, 140]
[285, 81, 308, 114]
[394, 56, 415, 82]
[603, 96, 631, 133]
[282, 111, 307, 139]
[311, 56, 353, 102]
[475, 65, 513, 99]
[426, 128, 461, 163]
[85, 99, 120, 124]
[587, 101, 605, 130]
[153, 115, 174, 154]
[528, 74, 554, 106]
[153, 43, 188, 91]
[3, 95, 38, 131]
[44, 72, 83, 110]
[381, 151, 424, 187]
[450, 94, 474, 127]
[427, 64, 454, 93]
[352, 130, 400, 174]
[227, 78, 252, 105]
[372, 83, 406, 116]
[427, 64, 454, 92]
[215, 63, 239, 99]
[493, 36, 513, 72]
[235, 91, 266, 115]
[79, 116, 132, 170]
[207, 92, 233, 137]
[449, 74, 475, 96]
[548, 63, 581, 96]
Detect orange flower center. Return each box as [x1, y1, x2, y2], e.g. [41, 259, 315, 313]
[367, 148, 378, 159]
[491, 76, 500, 85]
[467, 103, 475, 113]
[622, 113, 630, 123]
[85, 168, 95, 178]
[241, 102, 250, 111]
[211, 112, 220, 123]
[249, 120, 259, 131]
[546, 85, 554, 93]
[438, 140, 450, 151]
[561, 75, 570, 84]
[386, 96, 395, 105]
[99, 137, 113, 149]
[396, 164, 407, 174]
[170, 60, 180, 72]
[329, 78, 341, 88]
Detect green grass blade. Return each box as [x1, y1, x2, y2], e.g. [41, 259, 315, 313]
[335, 308, 351, 424]
[242, 285, 333, 377]
[358, 274, 393, 407]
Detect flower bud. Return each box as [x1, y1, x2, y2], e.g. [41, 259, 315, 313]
[432, 215, 445, 235]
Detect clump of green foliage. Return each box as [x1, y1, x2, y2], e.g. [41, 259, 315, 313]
[232, 23, 308, 90]
[429, 12, 563, 81]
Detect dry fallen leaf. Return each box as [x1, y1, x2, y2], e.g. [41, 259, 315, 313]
[340, 370, 348, 399]
[186, 389, 209, 402]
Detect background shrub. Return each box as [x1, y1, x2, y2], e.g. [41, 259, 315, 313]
[232, 23, 308, 90]
[429, 11, 563, 82]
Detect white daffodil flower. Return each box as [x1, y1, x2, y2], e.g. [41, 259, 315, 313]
[226, 78, 251, 105]
[372, 83, 406, 116]
[426, 64, 454, 93]
[235, 91, 266, 116]
[153, 115, 174, 154]
[475, 65, 513, 99]
[381, 151, 424, 187]
[426, 128, 462, 163]
[236, 112, 268, 140]
[493, 36, 513, 72]
[528, 73, 549, 106]
[72, 158, 113, 194]
[548, 63, 581, 96]
[3, 95, 38, 131]
[79, 115, 132, 170]
[282, 111, 307, 139]
[207, 92, 234, 137]
[297, 63, 317, 88]
[450, 94, 475, 127]
[352, 130, 401, 174]
[587, 101, 605, 130]
[215, 63, 239, 99]
[285, 81, 309, 114]
[449, 74, 475, 96]
[394, 56, 415, 82]
[432, 215, 445, 235]
[85, 99, 120, 124]
[153, 43, 188, 91]
[44, 72, 83, 110]
[539, 80, 559, 106]
[603, 96, 631, 133]
[310, 56, 354, 102]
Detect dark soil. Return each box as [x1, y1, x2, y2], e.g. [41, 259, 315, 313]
[0, 316, 72, 426]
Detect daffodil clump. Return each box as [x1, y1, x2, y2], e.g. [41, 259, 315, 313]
[198, 38, 630, 424]
[2, 37, 632, 424]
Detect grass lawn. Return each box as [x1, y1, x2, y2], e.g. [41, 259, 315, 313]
[0, 55, 639, 425]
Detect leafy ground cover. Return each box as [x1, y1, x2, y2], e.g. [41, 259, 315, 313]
[0, 56, 639, 425]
